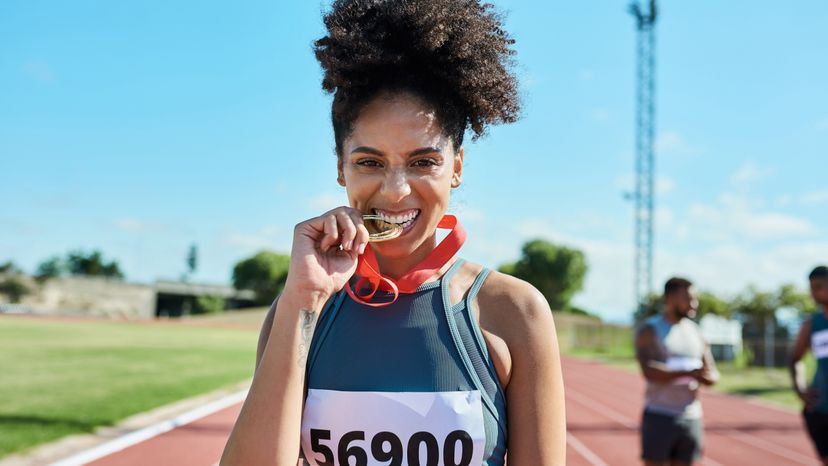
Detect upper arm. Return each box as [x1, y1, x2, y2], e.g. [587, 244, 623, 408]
[701, 342, 717, 371]
[634, 324, 659, 370]
[791, 318, 812, 364]
[480, 273, 565, 465]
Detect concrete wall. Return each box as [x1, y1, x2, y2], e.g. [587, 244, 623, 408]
[8, 275, 156, 319]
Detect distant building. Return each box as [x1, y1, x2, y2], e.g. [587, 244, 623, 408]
[699, 314, 743, 362]
[0, 274, 256, 319]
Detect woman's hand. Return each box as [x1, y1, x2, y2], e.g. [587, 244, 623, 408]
[284, 206, 370, 301]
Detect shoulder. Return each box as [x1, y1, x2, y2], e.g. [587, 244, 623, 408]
[635, 316, 658, 337]
[800, 316, 814, 336]
[472, 266, 555, 344]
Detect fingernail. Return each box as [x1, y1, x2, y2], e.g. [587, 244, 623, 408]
[345, 241, 353, 250]
[359, 243, 366, 254]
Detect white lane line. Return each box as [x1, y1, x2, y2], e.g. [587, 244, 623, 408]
[48, 389, 248, 466]
[701, 458, 725, 466]
[727, 431, 819, 466]
[566, 389, 638, 429]
[566, 389, 727, 466]
[566, 432, 609, 466]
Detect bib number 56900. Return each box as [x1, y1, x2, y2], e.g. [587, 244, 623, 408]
[309, 428, 473, 466]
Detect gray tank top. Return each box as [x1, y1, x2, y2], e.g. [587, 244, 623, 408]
[303, 259, 507, 465]
[642, 314, 705, 418]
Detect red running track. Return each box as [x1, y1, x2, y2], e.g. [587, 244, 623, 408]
[85, 357, 818, 466]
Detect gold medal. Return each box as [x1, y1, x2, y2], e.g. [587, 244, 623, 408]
[363, 214, 403, 242]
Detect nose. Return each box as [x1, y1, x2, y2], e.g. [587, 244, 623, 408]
[380, 167, 411, 201]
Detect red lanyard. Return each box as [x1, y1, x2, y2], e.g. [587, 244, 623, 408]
[344, 214, 466, 307]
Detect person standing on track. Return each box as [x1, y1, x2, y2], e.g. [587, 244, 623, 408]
[220, 1, 567, 465]
[634, 277, 719, 466]
[790, 265, 828, 466]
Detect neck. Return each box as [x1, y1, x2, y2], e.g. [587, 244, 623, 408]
[374, 233, 438, 279]
[663, 308, 682, 324]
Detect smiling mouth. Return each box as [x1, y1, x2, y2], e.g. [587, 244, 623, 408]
[364, 209, 420, 241]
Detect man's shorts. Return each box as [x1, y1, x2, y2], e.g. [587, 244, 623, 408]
[803, 409, 828, 457]
[641, 409, 703, 464]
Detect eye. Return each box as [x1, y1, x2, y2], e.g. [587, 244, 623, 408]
[356, 158, 382, 168]
[411, 158, 438, 167]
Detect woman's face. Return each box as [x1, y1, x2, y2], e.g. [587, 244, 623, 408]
[338, 92, 463, 260]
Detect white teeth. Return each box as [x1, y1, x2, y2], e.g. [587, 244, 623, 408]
[375, 210, 418, 224]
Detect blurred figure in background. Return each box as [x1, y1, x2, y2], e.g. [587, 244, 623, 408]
[790, 265, 828, 465]
[635, 277, 719, 466]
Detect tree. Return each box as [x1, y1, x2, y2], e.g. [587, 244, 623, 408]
[498, 239, 587, 311]
[232, 251, 290, 305]
[35, 257, 65, 280]
[632, 292, 662, 323]
[66, 250, 124, 279]
[697, 291, 732, 318]
[36, 251, 124, 280]
[778, 283, 816, 315]
[0, 261, 21, 275]
[633, 290, 732, 324]
[185, 243, 198, 281]
[194, 295, 225, 314]
[0, 277, 30, 303]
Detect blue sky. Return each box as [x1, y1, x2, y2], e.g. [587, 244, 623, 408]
[2, 1, 826, 322]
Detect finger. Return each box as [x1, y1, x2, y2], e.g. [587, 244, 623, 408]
[355, 223, 370, 254]
[319, 214, 339, 252]
[342, 209, 369, 253]
[336, 210, 358, 251]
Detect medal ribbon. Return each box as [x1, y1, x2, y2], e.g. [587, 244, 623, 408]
[344, 214, 466, 307]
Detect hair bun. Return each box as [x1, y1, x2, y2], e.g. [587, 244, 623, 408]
[315, 0, 520, 145]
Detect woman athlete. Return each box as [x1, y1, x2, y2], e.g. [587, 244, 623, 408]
[221, 1, 566, 464]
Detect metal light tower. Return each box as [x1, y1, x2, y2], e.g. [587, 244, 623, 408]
[629, 0, 657, 310]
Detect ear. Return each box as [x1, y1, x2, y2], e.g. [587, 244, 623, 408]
[451, 147, 464, 188]
[337, 156, 346, 187]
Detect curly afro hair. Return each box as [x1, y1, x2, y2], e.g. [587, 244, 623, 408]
[314, 0, 520, 155]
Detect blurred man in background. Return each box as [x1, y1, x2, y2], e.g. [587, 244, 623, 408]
[635, 277, 719, 466]
[790, 265, 828, 465]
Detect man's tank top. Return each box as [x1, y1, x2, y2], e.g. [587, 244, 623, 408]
[642, 314, 705, 419]
[301, 259, 508, 466]
[809, 309, 828, 413]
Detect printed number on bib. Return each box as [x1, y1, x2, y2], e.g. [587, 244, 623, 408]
[813, 329, 828, 359]
[301, 390, 486, 466]
[308, 429, 473, 466]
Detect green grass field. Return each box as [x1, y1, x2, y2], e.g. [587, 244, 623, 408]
[0, 310, 812, 459]
[0, 314, 261, 459]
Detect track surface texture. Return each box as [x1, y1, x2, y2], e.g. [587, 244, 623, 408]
[85, 357, 818, 466]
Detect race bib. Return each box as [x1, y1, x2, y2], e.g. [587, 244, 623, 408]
[301, 389, 486, 466]
[666, 356, 702, 386]
[812, 329, 828, 359]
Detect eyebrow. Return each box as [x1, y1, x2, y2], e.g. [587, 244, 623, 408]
[351, 146, 443, 157]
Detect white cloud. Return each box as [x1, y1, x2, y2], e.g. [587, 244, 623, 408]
[816, 118, 828, 131]
[655, 131, 692, 155]
[307, 191, 348, 211]
[802, 189, 828, 205]
[578, 69, 594, 81]
[221, 225, 289, 253]
[684, 196, 815, 242]
[22, 60, 56, 83]
[464, 203, 823, 323]
[730, 161, 775, 187]
[656, 240, 828, 299]
[774, 193, 794, 207]
[455, 206, 485, 223]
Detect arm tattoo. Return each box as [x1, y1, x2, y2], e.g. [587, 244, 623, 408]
[297, 309, 317, 367]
